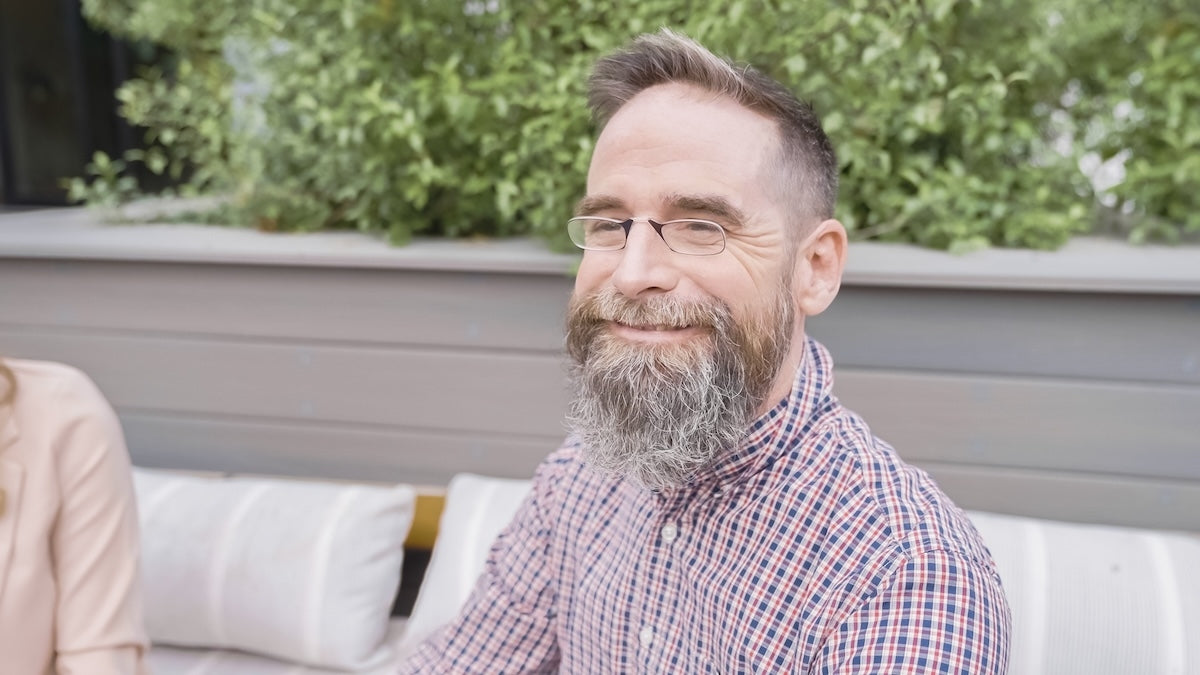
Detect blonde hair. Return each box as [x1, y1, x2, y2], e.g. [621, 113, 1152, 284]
[0, 360, 13, 407]
[588, 29, 838, 225]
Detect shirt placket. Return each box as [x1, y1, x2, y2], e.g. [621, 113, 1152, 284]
[633, 492, 689, 673]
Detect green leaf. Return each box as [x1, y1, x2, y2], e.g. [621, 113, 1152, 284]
[68, 0, 1197, 249]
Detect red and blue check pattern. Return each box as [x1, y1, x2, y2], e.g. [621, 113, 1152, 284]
[401, 338, 1010, 673]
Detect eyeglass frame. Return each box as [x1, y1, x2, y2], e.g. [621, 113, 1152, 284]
[566, 215, 729, 256]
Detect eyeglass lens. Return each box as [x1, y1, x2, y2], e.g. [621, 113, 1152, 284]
[568, 218, 724, 255]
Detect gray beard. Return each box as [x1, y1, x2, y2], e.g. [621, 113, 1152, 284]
[565, 287, 792, 491]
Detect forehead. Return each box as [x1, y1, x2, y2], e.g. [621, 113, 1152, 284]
[587, 83, 780, 207]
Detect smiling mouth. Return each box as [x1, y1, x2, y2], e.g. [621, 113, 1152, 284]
[619, 322, 692, 331]
[606, 321, 708, 341]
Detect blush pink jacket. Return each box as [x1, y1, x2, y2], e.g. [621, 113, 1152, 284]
[0, 359, 149, 674]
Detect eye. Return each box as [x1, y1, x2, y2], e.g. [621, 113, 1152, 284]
[666, 219, 724, 240]
[682, 220, 722, 234]
[587, 219, 625, 234]
[567, 217, 628, 251]
[660, 219, 726, 255]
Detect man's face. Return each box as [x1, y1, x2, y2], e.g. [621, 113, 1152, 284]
[565, 82, 805, 489]
[573, 83, 804, 404]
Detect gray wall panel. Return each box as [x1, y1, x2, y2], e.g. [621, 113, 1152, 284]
[0, 327, 570, 436]
[123, 412, 558, 485]
[835, 370, 1200, 481]
[0, 259, 573, 351]
[810, 286, 1200, 385]
[3, 222, 1198, 531]
[920, 462, 1200, 531]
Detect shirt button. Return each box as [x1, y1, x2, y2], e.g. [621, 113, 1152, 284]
[639, 626, 654, 647]
[661, 523, 679, 543]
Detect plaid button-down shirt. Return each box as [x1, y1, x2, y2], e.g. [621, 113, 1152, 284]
[401, 338, 1010, 673]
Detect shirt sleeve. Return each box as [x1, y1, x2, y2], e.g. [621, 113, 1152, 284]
[51, 371, 150, 675]
[816, 549, 1011, 674]
[398, 457, 564, 674]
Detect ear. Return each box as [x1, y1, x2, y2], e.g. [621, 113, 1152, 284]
[791, 219, 847, 317]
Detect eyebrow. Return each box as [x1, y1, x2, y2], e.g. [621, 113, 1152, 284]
[664, 193, 748, 229]
[573, 194, 625, 217]
[573, 193, 748, 229]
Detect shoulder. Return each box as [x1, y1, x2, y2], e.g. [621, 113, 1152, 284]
[6, 358, 113, 414]
[534, 437, 591, 484]
[528, 437, 626, 515]
[784, 413, 1009, 638]
[795, 405, 999, 576]
[4, 358, 125, 465]
[529, 438, 585, 502]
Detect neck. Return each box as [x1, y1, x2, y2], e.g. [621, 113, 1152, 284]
[754, 323, 808, 418]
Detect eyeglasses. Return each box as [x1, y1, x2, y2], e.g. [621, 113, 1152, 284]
[566, 216, 727, 256]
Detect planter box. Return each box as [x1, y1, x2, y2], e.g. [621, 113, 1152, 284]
[2, 207, 1198, 530]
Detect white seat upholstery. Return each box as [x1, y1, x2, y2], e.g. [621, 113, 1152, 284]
[144, 473, 1200, 674]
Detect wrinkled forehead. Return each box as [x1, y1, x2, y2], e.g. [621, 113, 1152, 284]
[587, 84, 782, 207]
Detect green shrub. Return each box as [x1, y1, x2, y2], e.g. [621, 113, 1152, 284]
[71, 0, 1199, 250]
[1051, 0, 1200, 243]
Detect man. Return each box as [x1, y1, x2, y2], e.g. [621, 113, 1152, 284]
[401, 30, 1010, 673]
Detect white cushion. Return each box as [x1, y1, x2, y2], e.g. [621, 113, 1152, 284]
[147, 618, 410, 675]
[968, 510, 1200, 675]
[134, 468, 415, 671]
[399, 473, 532, 653]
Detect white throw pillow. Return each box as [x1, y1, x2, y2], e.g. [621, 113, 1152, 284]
[967, 510, 1200, 675]
[399, 473, 533, 654]
[134, 468, 415, 671]
[147, 618, 410, 675]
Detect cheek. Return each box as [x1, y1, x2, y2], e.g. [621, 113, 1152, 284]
[699, 267, 790, 327]
[574, 255, 613, 294]
[693, 268, 759, 308]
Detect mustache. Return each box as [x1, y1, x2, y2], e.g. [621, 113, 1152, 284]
[565, 288, 732, 367]
[568, 287, 727, 330]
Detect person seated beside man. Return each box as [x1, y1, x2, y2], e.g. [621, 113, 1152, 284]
[0, 357, 149, 674]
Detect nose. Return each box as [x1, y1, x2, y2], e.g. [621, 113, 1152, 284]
[609, 218, 680, 299]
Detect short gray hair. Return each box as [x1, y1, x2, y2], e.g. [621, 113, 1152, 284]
[588, 29, 838, 225]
